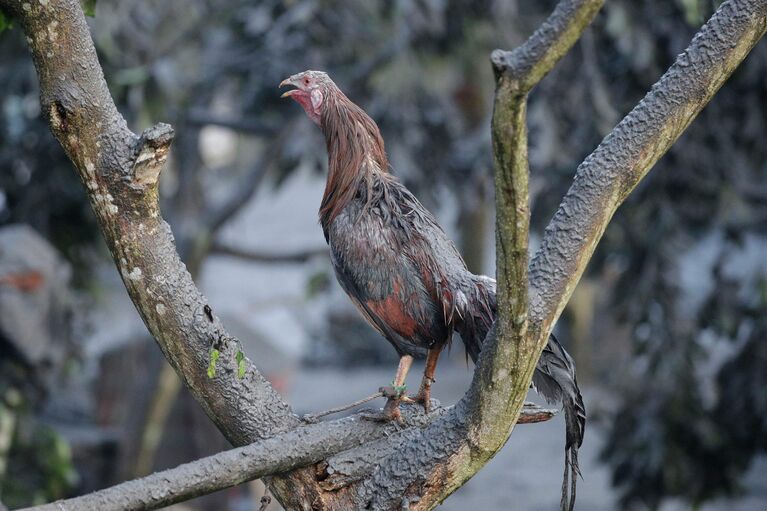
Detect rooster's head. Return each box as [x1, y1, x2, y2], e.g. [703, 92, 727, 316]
[280, 70, 333, 125]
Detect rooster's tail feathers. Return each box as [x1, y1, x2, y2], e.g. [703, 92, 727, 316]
[454, 276, 586, 511]
[450, 274, 496, 364]
[533, 333, 586, 511]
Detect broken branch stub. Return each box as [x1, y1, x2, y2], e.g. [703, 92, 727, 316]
[131, 123, 175, 188]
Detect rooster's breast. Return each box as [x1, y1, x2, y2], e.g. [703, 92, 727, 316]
[326, 203, 448, 357]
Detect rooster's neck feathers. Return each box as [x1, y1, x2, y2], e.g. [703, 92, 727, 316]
[319, 86, 388, 229]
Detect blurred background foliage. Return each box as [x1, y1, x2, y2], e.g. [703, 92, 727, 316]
[1, 0, 766, 510]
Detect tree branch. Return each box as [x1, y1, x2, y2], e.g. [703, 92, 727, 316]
[5, 0, 764, 508]
[491, 0, 605, 93]
[131, 124, 175, 188]
[317, 402, 556, 493]
[473, 0, 603, 458]
[18, 404, 555, 511]
[528, 0, 767, 334]
[0, 0, 323, 507]
[210, 241, 327, 264]
[17, 414, 410, 511]
[0, 0, 297, 440]
[186, 108, 278, 135]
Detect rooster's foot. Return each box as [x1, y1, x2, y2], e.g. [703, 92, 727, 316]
[361, 398, 404, 423]
[409, 376, 435, 413]
[380, 383, 407, 398]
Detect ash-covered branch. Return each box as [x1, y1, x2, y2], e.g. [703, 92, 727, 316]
[517, 403, 558, 424]
[0, 0, 295, 442]
[6, 0, 764, 509]
[491, 0, 605, 92]
[17, 399, 551, 511]
[529, 0, 767, 334]
[318, 402, 555, 492]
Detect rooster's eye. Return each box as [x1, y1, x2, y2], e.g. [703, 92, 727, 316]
[304, 78, 310, 85]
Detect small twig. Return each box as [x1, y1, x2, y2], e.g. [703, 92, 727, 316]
[210, 242, 328, 264]
[302, 392, 384, 423]
[517, 402, 558, 424]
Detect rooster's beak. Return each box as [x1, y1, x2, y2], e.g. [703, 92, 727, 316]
[279, 78, 296, 98]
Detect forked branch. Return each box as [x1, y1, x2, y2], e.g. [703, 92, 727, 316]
[473, 0, 604, 455]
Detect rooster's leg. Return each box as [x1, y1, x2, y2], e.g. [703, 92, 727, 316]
[408, 347, 440, 413]
[376, 355, 413, 422]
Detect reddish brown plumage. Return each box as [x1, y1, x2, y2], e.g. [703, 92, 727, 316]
[319, 85, 389, 228]
[366, 281, 419, 339]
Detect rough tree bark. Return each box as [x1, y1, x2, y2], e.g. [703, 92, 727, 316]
[17, 405, 556, 511]
[2, 0, 765, 509]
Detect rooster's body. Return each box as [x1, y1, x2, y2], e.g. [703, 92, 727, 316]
[282, 70, 585, 510]
[327, 174, 494, 359]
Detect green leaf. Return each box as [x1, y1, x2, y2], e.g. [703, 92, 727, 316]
[0, 9, 13, 33]
[678, 0, 704, 26]
[236, 350, 246, 379]
[206, 349, 220, 379]
[80, 0, 97, 17]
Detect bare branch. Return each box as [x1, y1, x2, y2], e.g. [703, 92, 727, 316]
[0, 0, 296, 439]
[204, 132, 287, 233]
[318, 402, 556, 492]
[5, 0, 763, 508]
[210, 241, 327, 264]
[186, 108, 278, 135]
[517, 402, 558, 424]
[491, 0, 605, 93]
[529, 0, 767, 334]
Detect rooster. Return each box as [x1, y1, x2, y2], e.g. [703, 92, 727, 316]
[281, 70, 586, 511]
